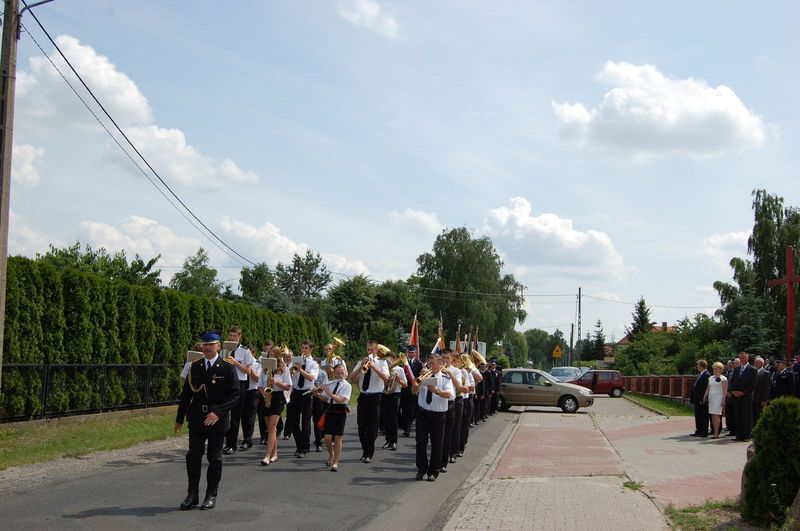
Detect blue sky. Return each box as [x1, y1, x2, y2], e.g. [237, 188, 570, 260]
[8, 1, 800, 340]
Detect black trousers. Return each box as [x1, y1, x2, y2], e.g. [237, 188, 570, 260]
[490, 392, 498, 414]
[357, 393, 381, 459]
[399, 389, 417, 434]
[415, 410, 445, 476]
[241, 388, 259, 444]
[381, 393, 400, 444]
[725, 395, 736, 435]
[450, 399, 463, 458]
[734, 395, 754, 439]
[186, 429, 225, 496]
[440, 402, 456, 469]
[286, 390, 312, 452]
[225, 380, 248, 448]
[312, 397, 326, 446]
[460, 397, 472, 452]
[693, 402, 709, 435]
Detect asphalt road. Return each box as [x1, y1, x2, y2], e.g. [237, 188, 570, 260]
[1, 410, 512, 530]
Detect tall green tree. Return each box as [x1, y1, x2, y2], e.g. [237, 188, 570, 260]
[169, 248, 221, 297]
[524, 328, 551, 367]
[327, 274, 376, 339]
[275, 250, 332, 307]
[35, 242, 161, 286]
[239, 262, 276, 303]
[592, 320, 606, 360]
[625, 296, 653, 339]
[416, 227, 526, 346]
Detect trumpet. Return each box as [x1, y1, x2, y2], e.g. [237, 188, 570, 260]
[360, 358, 372, 374]
[414, 368, 433, 385]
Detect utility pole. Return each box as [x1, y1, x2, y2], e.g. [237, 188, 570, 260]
[0, 0, 20, 391]
[576, 287, 582, 363]
[569, 322, 574, 366]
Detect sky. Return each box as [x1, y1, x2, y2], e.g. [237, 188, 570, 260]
[7, 0, 800, 342]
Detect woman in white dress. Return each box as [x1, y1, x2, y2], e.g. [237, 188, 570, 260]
[703, 361, 728, 439]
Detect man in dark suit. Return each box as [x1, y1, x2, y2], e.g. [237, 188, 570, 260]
[752, 356, 772, 426]
[175, 330, 240, 510]
[399, 346, 423, 437]
[773, 358, 796, 398]
[729, 351, 757, 441]
[689, 360, 710, 437]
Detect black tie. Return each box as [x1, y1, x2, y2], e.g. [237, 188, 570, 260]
[206, 360, 211, 372]
[330, 382, 340, 403]
[362, 361, 372, 391]
[426, 382, 433, 404]
[297, 362, 306, 389]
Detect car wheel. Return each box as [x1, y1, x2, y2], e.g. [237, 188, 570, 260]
[559, 395, 578, 413]
[497, 395, 510, 412]
[611, 388, 623, 398]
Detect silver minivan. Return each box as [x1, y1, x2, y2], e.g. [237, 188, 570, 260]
[498, 368, 594, 413]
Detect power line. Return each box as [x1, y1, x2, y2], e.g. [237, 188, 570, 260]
[583, 294, 719, 310]
[21, 3, 256, 267]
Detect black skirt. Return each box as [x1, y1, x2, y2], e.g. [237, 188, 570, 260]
[324, 404, 348, 436]
[264, 393, 285, 417]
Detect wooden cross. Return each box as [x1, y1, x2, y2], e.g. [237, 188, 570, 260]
[768, 246, 798, 363]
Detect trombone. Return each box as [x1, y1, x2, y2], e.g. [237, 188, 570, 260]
[414, 367, 433, 385]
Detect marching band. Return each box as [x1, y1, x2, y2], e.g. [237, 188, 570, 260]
[176, 323, 502, 509]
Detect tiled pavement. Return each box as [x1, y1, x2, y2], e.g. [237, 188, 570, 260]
[444, 396, 748, 530]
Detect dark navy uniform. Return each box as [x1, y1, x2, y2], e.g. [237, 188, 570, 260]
[176, 351, 239, 509]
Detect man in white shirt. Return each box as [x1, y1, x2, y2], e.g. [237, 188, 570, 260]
[413, 353, 454, 481]
[285, 339, 319, 458]
[348, 340, 390, 463]
[223, 326, 256, 454]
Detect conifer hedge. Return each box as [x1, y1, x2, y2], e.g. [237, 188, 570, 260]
[0, 256, 327, 419]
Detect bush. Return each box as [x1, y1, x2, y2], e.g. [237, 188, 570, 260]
[742, 397, 800, 524]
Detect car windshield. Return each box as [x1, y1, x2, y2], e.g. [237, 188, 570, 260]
[538, 371, 559, 384]
[551, 368, 572, 377]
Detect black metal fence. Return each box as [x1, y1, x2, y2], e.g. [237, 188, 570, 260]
[0, 363, 183, 422]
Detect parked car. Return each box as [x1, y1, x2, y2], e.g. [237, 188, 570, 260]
[549, 366, 583, 382]
[568, 370, 624, 397]
[498, 368, 594, 413]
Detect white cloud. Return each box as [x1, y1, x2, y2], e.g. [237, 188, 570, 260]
[17, 35, 152, 134]
[219, 216, 369, 275]
[389, 208, 444, 235]
[701, 230, 749, 272]
[338, 0, 399, 38]
[78, 216, 202, 274]
[113, 125, 258, 189]
[482, 196, 629, 280]
[553, 61, 766, 159]
[9, 210, 52, 257]
[17, 35, 257, 189]
[11, 144, 44, 188]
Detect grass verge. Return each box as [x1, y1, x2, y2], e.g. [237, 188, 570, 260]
[0, 409, 181, 471]
[624, 393, 693, 416]
[665, 499, 762, 530]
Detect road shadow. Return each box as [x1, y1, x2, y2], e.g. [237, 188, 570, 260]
[105, 451, 183, 468]
[349, 474, 416, 486]
[64, 506, 176, 519]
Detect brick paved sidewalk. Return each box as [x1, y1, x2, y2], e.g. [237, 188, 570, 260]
[444, 397, 747, 530]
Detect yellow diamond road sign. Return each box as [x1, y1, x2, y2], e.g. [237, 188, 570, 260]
[552, 345, 563, 358]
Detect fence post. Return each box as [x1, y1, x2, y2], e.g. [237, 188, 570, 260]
[39, 363, 49, 420]
[144, 365, 151, 409]
[100, 365, 106, 413]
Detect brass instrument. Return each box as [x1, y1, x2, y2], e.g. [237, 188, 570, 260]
[460, 353, 476, 371]
[360, 357, 372, 374]
[376, 344, 392, 359]
[414, 368, 433, 385]
[328, 337, 345, 365]
[260, 357, 277, 407]
[383, 353, 408, 394]
[470, 349, 487, 367]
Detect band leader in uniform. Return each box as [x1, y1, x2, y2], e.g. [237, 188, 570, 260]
[175, 330, 240, 511]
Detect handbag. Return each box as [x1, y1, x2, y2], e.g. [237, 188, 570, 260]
[316, 412, 327, 431]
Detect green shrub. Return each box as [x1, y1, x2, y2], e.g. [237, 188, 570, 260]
[742, 397, 800, 524]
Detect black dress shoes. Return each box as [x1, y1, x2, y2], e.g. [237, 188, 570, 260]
[200, 493, 217, 510]
[223, 447, 236, 455]
[179, 493, 199, 510]
[415, 470, 425, 481]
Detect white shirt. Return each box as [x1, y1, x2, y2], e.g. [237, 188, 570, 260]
[248, 361, 262, 391]
[291, 355, 319, 391]
[354, 356, 390, 394]
[443, 366, 462, 402]
[229, 345, 255, 381]
[388, 365, 408, 394]
[417, 371, 454, 413]
[258, 365, 290, 390]
[460, 368, 473, 399]
[321, 379, 351, 405]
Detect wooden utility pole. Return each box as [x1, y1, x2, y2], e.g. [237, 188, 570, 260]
[0, 0, 20, 391]
[768, 246, 798, 364]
